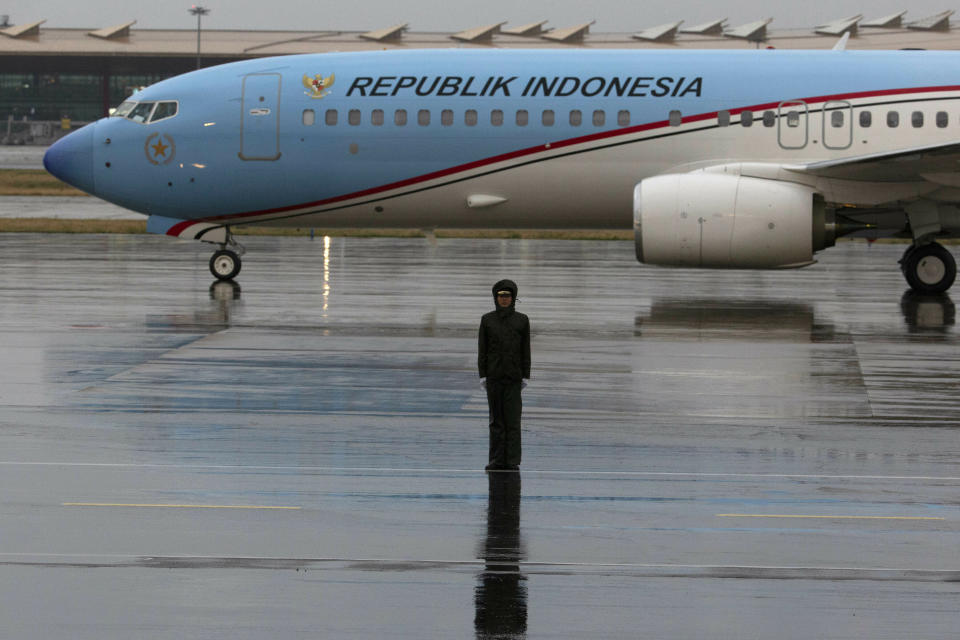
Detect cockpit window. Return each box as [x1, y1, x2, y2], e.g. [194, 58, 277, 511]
[113, 101, 137, 118]
[149, 101, 179, 123]
[111, 100, 179, 124]
[128, 102, 156, 123]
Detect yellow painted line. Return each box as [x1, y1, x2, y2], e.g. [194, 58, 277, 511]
[63, 503, 301, 510]
[717, 514, 944, 521]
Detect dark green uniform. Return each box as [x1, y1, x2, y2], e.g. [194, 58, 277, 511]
[478, 279, 531, 470]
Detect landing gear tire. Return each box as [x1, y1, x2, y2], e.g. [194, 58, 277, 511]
[901, 242, 956, 293]
[210, 249, 242, 281]
[899, 244, 916, 267]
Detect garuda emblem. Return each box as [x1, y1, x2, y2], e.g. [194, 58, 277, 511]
[303, 73, 335, 99]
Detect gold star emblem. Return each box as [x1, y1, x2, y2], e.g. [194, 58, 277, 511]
[144, 133, 176, 165]
[151, 139, 169, 158]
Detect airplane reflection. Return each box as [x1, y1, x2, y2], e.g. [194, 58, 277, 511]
[900, 290, 955, 332]
[635, 298, 834, 342]
[145, 281, 243, 331]
[209, 279, 242, 302]
[474, 473, 526, 639]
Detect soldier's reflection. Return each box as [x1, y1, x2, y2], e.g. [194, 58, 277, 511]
[474, 473, 526, 639]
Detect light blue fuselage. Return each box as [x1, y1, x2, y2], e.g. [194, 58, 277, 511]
[44, 49, 960, 230]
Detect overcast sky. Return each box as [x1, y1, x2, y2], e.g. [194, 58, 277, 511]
[6, 0, 957, 33]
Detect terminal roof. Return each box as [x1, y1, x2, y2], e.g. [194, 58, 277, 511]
[633, 21, 684, 43]
[541, 21, 594, 43]
[501, 21, 549, 37]
[861, 11, 907, 28]
[908, 10, 954, 31]
[815, 15, 862, 36]
[359, 23, 407, 42]
[725, 18, 773, 42]
[1, 19, 45, 38]
[680, 18, 727, 35]
[451, 22, 505, 42]
[88, 21, 136, 40]
[3, 16, 960, 56]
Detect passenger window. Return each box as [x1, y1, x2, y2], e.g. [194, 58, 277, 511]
[741, 110, 753, 127]
[441, 109, 453, 126]
[128, 101, 155, 123]
[937, 111, 948, 128]
[542, 110, 555, 126]
[394, 109, 407, 126]
[670, 110, 682, 127]
[491, 110, 503, 126]
[831, 111, 844, 128]
[150, 101, 178, 123]
[887, 111, 899, 128]
[618, 110, 630, 126]
[325, 109, 338, 126]
[516, 110, 528, 126]
[763, 111, 775, 127]
[912, 111, 924, 128]
[302, 109, 315, 126]
[465, 110, 478, 126]
[348, 109, 361, 126]
[718, 110, 730, 127]
[418, 110, 430, 126]
[371, 109, 384, 126]
[570, 110, 582, 126]
[593, 110, 605, 127]
[859, 111, 872, 128]
[786, 111, 800, 127]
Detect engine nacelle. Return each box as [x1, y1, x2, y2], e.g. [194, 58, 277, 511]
[634, 174, 834, 269]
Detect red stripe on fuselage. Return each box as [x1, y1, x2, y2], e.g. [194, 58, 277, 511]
[166, 220, 198, 237]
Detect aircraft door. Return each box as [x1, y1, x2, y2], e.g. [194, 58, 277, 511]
[240, 73, 282, 161]
[823, 101, 853, 150]
[777, 100, 808, 149]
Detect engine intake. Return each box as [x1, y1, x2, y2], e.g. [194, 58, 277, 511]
[634, 174, 834, 269]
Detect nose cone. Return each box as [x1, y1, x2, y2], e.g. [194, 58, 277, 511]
[43, 124, 95, 194]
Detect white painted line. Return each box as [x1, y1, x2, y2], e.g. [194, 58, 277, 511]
[1, 461, 959, 482]
[0, 552, 956, 577]
[63, 503, 301, 510]
[717, 514, 946, 521]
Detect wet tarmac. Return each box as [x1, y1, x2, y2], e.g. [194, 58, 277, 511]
[0, 234, 958, 639]
[0, 145, 45, 170]
[0, 148, 146, 219]
[0, 196, 143, 220]
[0, 145, 47, 169]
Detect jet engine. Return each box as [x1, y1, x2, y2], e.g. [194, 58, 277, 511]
[634, 174, 838, 269]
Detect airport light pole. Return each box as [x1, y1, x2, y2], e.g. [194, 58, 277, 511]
[189, 5, 210, 69]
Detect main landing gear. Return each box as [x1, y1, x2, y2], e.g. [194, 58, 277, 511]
[900, 242, 957, 294]
[209, 229, 245, 281]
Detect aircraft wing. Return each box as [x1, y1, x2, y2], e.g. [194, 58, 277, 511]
[786, 140, 960, 183]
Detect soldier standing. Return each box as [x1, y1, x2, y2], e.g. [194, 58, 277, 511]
[478, 279, 531, 471]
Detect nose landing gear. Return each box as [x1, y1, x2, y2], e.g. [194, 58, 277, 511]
[210, 249, 241, 280]
[209, 229, 245, 281]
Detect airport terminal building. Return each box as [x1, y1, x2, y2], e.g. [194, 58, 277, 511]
[2, 11, 960, 130]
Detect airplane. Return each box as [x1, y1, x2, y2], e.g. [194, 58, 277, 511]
[42, 47, 960, 293]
